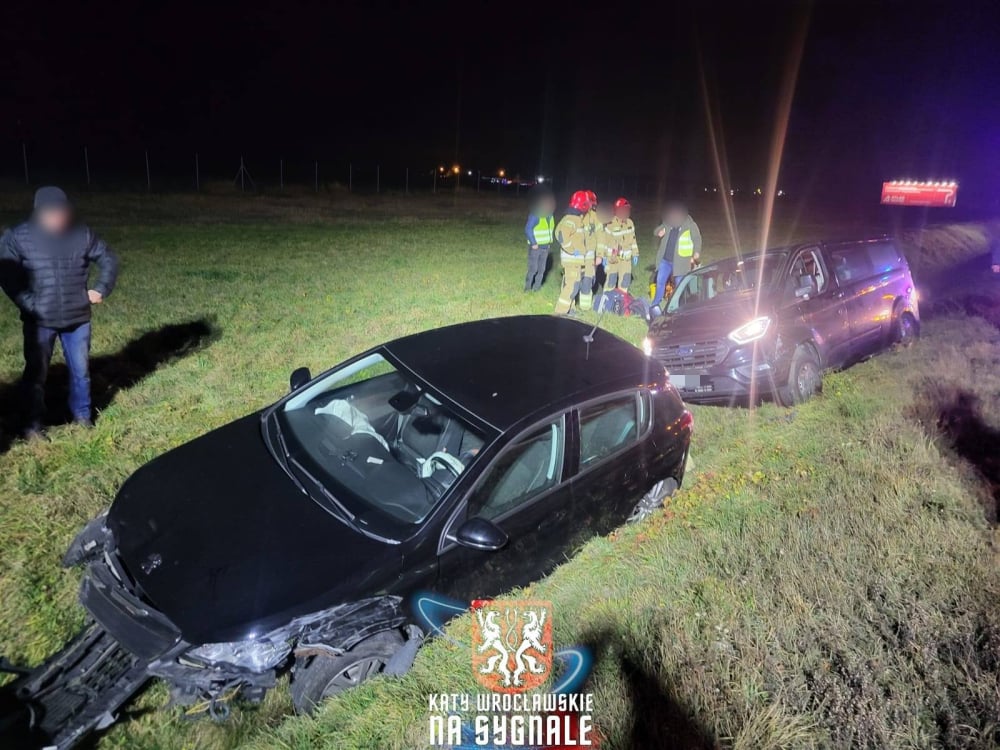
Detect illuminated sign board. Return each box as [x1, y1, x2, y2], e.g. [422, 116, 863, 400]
[881, 180, 958, 207]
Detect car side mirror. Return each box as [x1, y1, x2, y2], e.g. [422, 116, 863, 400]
[289, 367, 311, 392]
[454, 517, 508, 552]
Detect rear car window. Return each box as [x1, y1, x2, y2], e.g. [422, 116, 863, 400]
[579, 393, 647, 467]
[866, 242, 904, 273]
[829, 246, 873, 285]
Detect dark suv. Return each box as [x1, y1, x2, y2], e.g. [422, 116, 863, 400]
[643, 239, 920, 405]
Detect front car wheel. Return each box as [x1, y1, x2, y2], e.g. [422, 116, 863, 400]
[776, 345, 822, 406]
[290, 630, 404, 714]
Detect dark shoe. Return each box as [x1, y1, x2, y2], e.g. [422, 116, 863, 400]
[565, 309, 581, 318]
[74, 417, 95, 429]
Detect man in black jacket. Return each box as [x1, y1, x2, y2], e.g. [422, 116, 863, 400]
[0, 187, 119, 435]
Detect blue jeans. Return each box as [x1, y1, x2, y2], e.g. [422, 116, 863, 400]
[652, 259, 674, 307]
[22, 321, 92, 424]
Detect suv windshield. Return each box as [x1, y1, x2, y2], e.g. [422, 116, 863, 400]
[667, 252, 787, 313]
[276, 352, 486, 526]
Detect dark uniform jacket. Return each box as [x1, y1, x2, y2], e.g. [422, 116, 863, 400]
[0, 221, 119, 329]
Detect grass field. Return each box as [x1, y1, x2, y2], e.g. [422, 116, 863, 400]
[0, 190, 998, 749]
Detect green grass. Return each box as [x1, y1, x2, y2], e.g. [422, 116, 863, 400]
[0, 191, 998, 749]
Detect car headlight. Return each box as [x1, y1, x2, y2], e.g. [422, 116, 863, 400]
[642, 337, 653, 357]
[185, 637, 292, 672]
[728, 316, 772, 344]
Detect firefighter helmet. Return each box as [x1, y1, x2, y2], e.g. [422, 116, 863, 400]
[614, 197, 631, 218]
[569, 190, 591, 211]
[614, 197, 630, 209]
[586, 190, 598, 206]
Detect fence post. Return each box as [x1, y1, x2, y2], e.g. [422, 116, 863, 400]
[432, 169, 437, 194]
[22, 142, 29, 185]
[195, 153, 200, 191]
[376, 165, 380, 194]
[405, 167, 409, 195]
[477, 170, 481, 192]
[145, 150, 151, 192]
[84, 147, 91, 186]
[314, 161, 319, 192]
[279, 159, 284, 190]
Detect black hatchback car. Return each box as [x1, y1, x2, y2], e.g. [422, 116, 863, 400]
[11, 315, 691, 749]
[643, 239, 920, 405]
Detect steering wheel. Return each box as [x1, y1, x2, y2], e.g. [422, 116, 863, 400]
[420, 451, 465, 479]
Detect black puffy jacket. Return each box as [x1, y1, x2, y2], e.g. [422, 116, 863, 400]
[0, 221, 119, 329]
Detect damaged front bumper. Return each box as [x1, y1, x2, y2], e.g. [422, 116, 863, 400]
[3, 515, 413, 749]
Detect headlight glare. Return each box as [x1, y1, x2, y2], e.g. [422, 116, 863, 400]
[642, 337, 653, 357]
[728, 316, 772, 344]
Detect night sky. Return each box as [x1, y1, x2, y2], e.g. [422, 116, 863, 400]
[0, 0, 998, 206]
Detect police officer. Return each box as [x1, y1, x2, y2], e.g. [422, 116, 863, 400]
[606, 197, 638, 291]
[554, 191, 593, 316]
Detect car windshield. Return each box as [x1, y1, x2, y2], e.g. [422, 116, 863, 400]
[666, 252, 787, 313]
[276, 352, 487, 526]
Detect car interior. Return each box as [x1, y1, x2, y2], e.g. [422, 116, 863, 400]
[282, 365, 484, 524]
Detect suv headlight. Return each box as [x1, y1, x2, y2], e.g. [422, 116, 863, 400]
[185, 637, 292, 672]
[728, 316, 771, 344]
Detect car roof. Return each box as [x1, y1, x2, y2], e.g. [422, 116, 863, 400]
[384, 315, 654, 432]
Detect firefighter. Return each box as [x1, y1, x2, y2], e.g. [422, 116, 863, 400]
[651, 201, 702, 310]
[554, 191, 593, 316]
[590, 202, 613, 293]
[606, 197, 638, 291]
[524, 189, 556, 291]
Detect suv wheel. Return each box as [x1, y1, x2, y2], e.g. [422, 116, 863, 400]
[777, 346, 822, 406]
[291, 630, 404, 714]
[894, 311, 919, 346]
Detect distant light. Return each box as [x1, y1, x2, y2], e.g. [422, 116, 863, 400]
[778, 189, 785, 197]
[729, 189, 735, 196]
[467, 170, 473, 176]
[537, 176, 545, 184]
[438, 166, 445, 173]
[498, 169, 506, 177]
[452, 165, 460, 174]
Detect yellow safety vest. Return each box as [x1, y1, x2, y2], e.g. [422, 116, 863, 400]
[677, 229, 695, 258]
[532, 215, 554, 246]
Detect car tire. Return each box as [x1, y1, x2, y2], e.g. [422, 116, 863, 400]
[893, 310, 919, 346]
[628, 477, 679, 523]
[290, 630, 404, 714]
[776, 345, 822, 406]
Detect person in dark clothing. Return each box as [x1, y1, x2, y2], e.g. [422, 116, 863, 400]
[524, 190, 556, 291]
[0, 187, 119, 436]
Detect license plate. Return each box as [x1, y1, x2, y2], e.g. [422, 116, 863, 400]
[669, 374, 712, 391]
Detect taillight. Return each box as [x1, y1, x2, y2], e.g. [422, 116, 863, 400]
[678, 410, 694, 432]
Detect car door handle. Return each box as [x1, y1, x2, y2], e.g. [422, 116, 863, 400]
[833, 290, 845, 300]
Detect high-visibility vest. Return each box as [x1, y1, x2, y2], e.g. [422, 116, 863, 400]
[532, 215, 554, 246]
[677, 229, 695, 258]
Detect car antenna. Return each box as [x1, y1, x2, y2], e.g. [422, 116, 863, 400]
[583, 297, 612, 360]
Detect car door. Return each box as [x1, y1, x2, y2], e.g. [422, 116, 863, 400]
[572, 391, 652, 535]
[435, 415, 576, 604]
[779, 247, 852, 367]
[827, 245, 882, 357]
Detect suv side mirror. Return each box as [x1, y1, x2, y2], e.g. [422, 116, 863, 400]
[289, 367, 312, 392]
[454, 517, 508, 552]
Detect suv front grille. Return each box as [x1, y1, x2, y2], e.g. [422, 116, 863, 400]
[653, 339, 725, 371]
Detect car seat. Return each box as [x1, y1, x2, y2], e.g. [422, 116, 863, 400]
[392, 398, 464, 475]
[484, 429, 556, 518]
[581, 403, 636, 465]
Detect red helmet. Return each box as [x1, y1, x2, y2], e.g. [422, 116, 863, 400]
[614, 197, 630, 209]
[569, 190, 591, 212]
[586, 190, 598, 206]
[614, 197, 631, 217]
